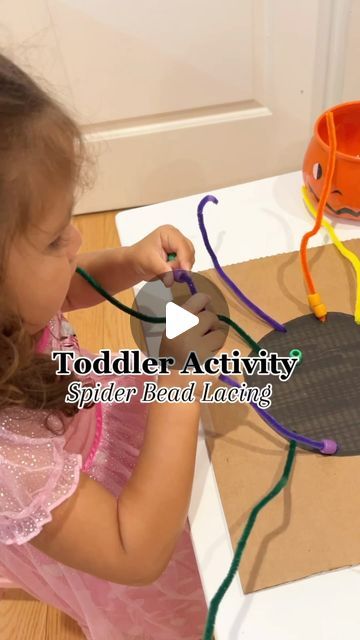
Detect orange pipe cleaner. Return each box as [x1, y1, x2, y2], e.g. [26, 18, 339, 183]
[300, 111, 337, 321]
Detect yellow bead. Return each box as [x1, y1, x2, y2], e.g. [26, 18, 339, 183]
[313, 303, 327, 319]
[308, 293, 321, 306]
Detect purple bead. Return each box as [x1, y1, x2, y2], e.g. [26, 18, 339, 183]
[320, 439, 338, 455]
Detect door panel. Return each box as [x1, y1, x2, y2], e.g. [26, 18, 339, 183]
[0, 0, 351, 212]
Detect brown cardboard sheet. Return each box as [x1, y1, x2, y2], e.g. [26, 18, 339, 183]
[198, 239, 360, 593]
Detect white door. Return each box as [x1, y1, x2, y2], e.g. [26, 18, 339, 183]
[0, 0, 355, 213]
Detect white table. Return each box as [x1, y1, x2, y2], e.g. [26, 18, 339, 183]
[116, 171, 360, 640]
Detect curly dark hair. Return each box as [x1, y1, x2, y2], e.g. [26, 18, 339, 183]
[0, 51, 96, 433]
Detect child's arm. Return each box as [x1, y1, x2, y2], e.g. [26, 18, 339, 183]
[62, 225, 195, 311]
[31, 385, 201, 585]
[30, 293, 224, 585]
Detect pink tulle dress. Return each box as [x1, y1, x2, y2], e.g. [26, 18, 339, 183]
[0, 311, 207, 639]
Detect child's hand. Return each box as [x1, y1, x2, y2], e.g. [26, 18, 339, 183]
[159, 293, 225, 385]
[128, 225, 195, 287]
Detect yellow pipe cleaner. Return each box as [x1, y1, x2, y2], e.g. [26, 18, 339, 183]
[302, 185, 360, 324]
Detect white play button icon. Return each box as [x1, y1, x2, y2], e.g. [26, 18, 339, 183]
[129, 269, 230, 364]
[165, 301, 199, 339]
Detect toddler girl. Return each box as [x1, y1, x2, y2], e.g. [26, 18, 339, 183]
[0, 53, 224, 639]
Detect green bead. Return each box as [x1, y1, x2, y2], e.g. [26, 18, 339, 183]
[167, 252, 177, 262]
[289, 348, 303, 364]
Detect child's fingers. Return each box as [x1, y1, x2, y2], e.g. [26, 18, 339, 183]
[198, 309, 218, 335]
[182, 293, 211, 315]
[176, 238, 195, 271]
[147, 252, 174, 286]
[181, 238, 195, 271]
[162, 270, 174, 287]
[202, 328, 227, 353]
[161, 227, 195, 271]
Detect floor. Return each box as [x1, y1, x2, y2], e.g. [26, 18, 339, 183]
[0, 209, 137, 639]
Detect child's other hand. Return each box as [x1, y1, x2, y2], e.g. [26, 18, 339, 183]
[159, 293, 226, 376]
[128, 225, 195, 287]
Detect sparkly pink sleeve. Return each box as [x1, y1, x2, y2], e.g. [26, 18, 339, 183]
[0, 427, 82, 545]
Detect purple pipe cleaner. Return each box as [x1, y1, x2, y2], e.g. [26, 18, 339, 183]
[219, 374, 337, 454]
[177, 272, 337, 455]
[174, 269, 198, 294]
[197, 194, 286, 333]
